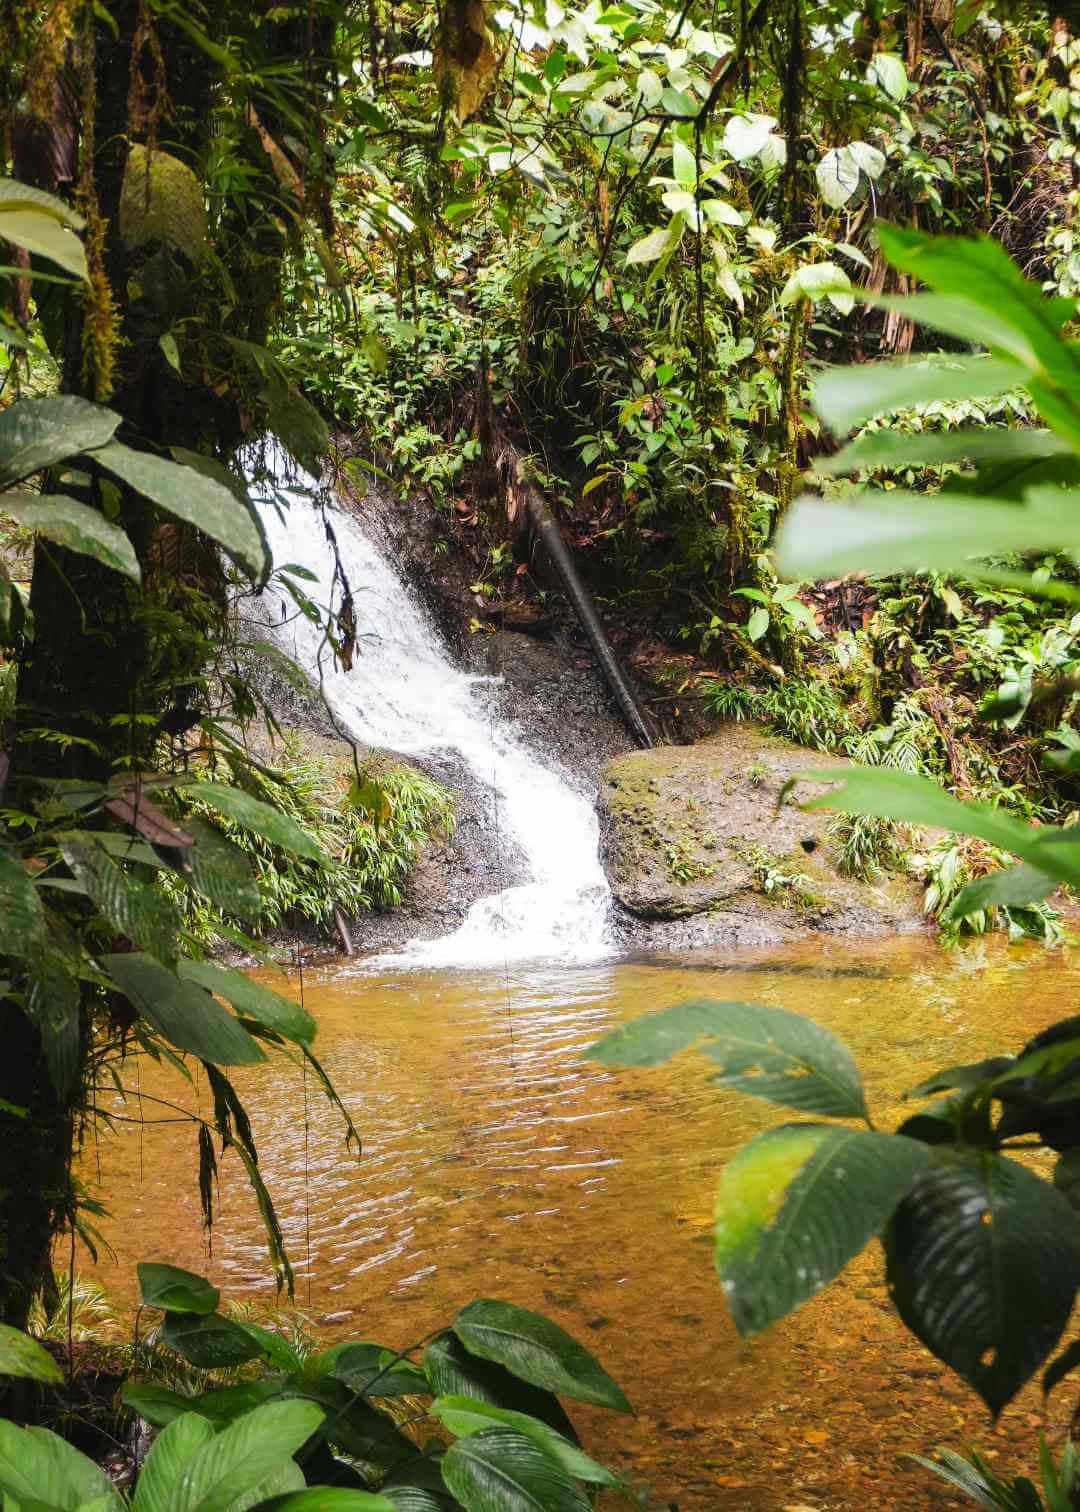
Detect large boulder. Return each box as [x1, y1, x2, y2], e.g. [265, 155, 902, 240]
[598, 722, 925, 949]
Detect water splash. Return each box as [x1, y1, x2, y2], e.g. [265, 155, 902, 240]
[250, 468, 612, 967]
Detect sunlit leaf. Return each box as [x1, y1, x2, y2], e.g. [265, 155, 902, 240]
[453, 1301, 629, 1413]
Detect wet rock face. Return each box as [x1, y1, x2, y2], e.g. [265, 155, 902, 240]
[598, 722, 926, 951]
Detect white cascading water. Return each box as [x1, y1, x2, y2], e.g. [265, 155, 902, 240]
[250, 469, 612, 967]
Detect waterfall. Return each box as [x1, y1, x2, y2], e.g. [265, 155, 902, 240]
[249, 468, 612, 967]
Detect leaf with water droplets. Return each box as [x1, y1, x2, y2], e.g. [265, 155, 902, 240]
[715, 1124, 929, 1334]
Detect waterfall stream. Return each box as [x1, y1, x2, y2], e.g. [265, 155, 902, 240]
[250, 472, 612, 967]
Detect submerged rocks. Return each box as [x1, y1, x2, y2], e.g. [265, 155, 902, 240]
[598, 722, 925, 950]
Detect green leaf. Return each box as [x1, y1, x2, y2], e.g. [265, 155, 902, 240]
[61, 836, 180, 959]
[121, 1382, 200, 1429]
[0, 1325, 62, 1384]
[625, 227, 671, 265]
[867, 52, 907, 100]
[252, 1494, 395, 1512]
[177, 962, 314, 1047]
[0, 395, 119, 488]
[171, 815, 263, 923]
[431, 1399, 617, 1486]
[452, 1301, 629, 1413]
[816, 426, 1072, 476]
[885, 1149, 1080, 1414]
[151, 1399, 325, 1512]
[0, 1423, 121, 1511]
[780, 768, 1080, 890]
[91, 442, 267, 579]
[2, 495, 140, 581]
[137, 1262, 220, 1315]
[0, 845, 44, 954]
[0, 207, 88, 281]
[317, 1341, 429, 1398]
[132, 1412, 216, 1512]
[441, 1428, 589, 1512]
[422, 1335, 578, 1441]
[170, 449, 271, 590]
[812, 355, 1022, 434]
[587, 999, 866, 1118]
[774, 485, 1080, 583]
[230, 1321, 303, 1375]
[944, 864, 1057, 924]
[101, 952, 266, 1065]
[715, 1124, 929, 1335]
[26, 951, 80, 1098]
[194, 784, 326, 862]
[159, 1311, 266, 1371]
[0, 179, 84, 229]
[746, 606, 770, 641]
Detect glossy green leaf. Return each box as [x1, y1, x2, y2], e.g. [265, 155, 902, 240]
[153, 1399, 324, 1512]
[26, 950, 80, 1098]
[120, 1382, 200, 1429]
[0, 207, 88, 281]
[782, 769, 1080, 890]
[253, 1494, 396, 1512]
[452, 1301, 629, 1413]
[0, 845, 45, 953]
[0, 1422, 121, 1511]
[0, 1324, 62, 1384]
[1, 495, 140, 581]
[177, 962, 314, 1047]
[170, 448, 272, 589]
[281, 1377, 414, 1469]
[132, 1412, 216, 1512]
[194, 784, 326, 862]
[171, 816, 263, 922]
[423, 1335, 578, 1441]
[159, 1311, 266, 1370]
[774, 486, 1080, 582]
[943, 864, 1057, 924]
[885, 1149, 1080, 1414]
[230, 1321, 304, 1375]
[92, 442, 267, 579]
[101, 952, 266, 1065]
[441, 1428, 589, 1512]
[318, 1341, 428, 1397]
[811, 355, 1021, 434]
[715, 1124, 929, 1335]
[432, 1399, 617, 1487]
[62, 837, 180, 959]
[0, 396, 119, 487]
[137, 1262, 220, 1315]
[816, 426, 1072, 477]
[587, 998, 866, 1118]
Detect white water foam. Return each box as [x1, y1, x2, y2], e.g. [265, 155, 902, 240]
[249, 467, 612, 968]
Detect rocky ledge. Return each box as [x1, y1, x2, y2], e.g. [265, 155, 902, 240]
[598, 722, 926, 952]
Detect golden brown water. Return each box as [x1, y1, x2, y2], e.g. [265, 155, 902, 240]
[86, 934, 1080, 1510]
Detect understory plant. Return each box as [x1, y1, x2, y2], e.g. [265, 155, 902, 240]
[0, 1264, 634, 1512]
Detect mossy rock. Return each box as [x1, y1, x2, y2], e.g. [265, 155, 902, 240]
[598, 722, 924, 943]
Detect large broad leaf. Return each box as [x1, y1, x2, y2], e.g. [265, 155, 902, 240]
[423, 1335, 579, 1441]
[252, 1494, 396, 1512]
[132, 1412, 216, 1512]
[178, 962, 314, 1047]
[944, 864, 1057, 924]
[0, 179, 85, 230]
[816, 426, 1072, 477]
[715, 1124, 929, 1335]
[173, 815, 263, 922]
[812, 354, 1022, 434]
[317, 1340, 429, 1397]
[123, 1380, 286, 1432]
[0, 845, 44, 954]
[0, 205, 87, 281]
[0, 1324, 62, 1384]
[0, 1422, 122, 1510]
[194, 784, 326, 862]
[230, 1320, 303, 1375]
[122, 1382, 205, 1429]
[171, 448, 272, 589]
[160, 1311, 266, 1371]
[441, 1428, 589, 1512]
[62, 836, 180, 960]
[26, 950, 80, 1098]
[101, 952, 266, 1065]
[587, 999, 866, 1119]
[1, 495, 140, 581]
[138, 1262, 220, 1315]
[0, 395, 119, 487]
[774, 486, 1080, 583]
[885, 1148, 1080, 1414]
[282, 1377, 415, 1470]
[92, 441, 267, 579]
[151, 1399, 325, 1512]
[452, 1302, 629, 1414]
[432, 1399, 617, 1486]
[782, 768, 1080, 891]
